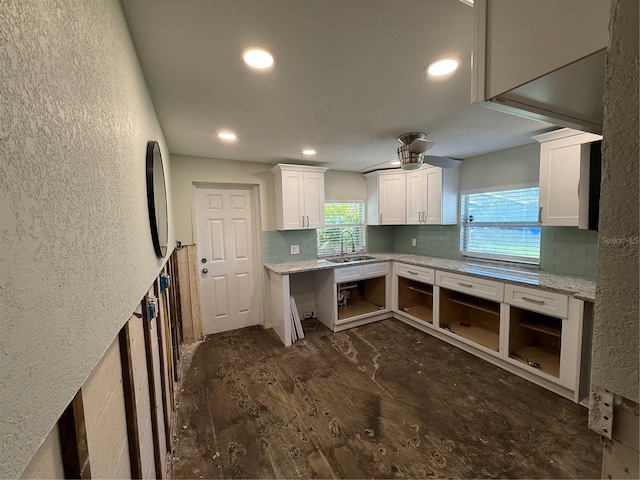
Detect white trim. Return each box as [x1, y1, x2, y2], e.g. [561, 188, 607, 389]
[460, 182, 539, 195]
[461, 251, 540, 265]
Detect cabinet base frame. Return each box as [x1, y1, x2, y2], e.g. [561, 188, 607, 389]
[333, 311, 391, 332]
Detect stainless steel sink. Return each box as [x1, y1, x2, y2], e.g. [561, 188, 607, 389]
[323, 255, 376, 264]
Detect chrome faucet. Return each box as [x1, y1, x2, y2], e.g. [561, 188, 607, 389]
[340, 230, 355, 260]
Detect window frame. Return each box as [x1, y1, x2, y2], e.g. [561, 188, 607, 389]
[459, 183, 541, 265]
[317, 200, 366, 256]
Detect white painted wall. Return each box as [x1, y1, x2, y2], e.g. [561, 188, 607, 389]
[82, 338, 132, 479]
[0, 2, 173, 478]
[170, 155, 367, 244]
[591, 0, 639, 403]
[324, 170, 367, 202]
[170, 155, 275, 243]
[458, 143, 540, 191]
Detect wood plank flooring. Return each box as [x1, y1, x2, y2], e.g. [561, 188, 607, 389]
[172, 319, 601, 479]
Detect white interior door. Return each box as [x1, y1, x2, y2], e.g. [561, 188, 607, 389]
[195, 186, 260, 335]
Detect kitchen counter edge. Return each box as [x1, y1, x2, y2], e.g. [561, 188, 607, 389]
[264, 253, 596, 302]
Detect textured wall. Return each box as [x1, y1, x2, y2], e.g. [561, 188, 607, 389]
[591, 0, 639, 402]
[0, 1, 173, 478]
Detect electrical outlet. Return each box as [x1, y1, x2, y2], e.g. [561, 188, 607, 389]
[303, 311, 312, 319]
[412, 238, 417, 247]
[290, 244, 300, 254]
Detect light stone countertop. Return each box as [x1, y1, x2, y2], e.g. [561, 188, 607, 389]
[264, 252, 596, 302]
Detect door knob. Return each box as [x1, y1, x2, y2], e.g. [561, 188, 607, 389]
[202, 268, 208, 274]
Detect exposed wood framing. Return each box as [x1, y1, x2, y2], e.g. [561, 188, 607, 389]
[154, 281, 173, 452]
[167, 253, 182, 380]
[58, 390, 91, 479]
[176, 245, 203, 342]
[142, 295, 163, 479]
[119, 320, 143, 479]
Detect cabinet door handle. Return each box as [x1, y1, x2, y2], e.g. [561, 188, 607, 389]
[407, 270, 418, 275]
[306, 215, 309, 227]
[522, 296, 545, 305]
[538, 206, 543, 223]
[458, 282, 473, 288]
[302, 216, 305, 227]
[380, 213, 382, 224]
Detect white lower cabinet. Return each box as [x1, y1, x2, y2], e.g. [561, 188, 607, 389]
[315, 262, 391, 332]
[392, 264, 588, 402]
[393, 263, 435, 327]
[435, 271, 505, 357]
[503, 284, 583, 392]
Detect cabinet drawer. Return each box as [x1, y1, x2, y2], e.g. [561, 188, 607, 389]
[334, 262, 389, 283]
[362, 262, 389, 279]
[505, 284, 569, 318]
[334, 266, 362, 283]
[395, 263, 434, 284]
[436, 271, 504, 302]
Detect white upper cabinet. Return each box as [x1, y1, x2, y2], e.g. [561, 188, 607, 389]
[472, 0, 610, 133]
[406, 167, 459, 225]
[272, 164, 328, 230]
[533, 129, 602, 227]
[365, 171, 406, 225]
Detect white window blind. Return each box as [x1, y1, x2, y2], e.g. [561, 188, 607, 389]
[460, 186, 541, 263]
[317, 202, 365, 255]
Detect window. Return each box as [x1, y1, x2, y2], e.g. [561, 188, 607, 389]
[317, 202, 366, 255]
[460, 185, 540, 263]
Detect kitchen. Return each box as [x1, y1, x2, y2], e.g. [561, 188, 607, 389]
[2, 1, 637, 480]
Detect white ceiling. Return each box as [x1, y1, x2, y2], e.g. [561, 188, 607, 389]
[121, 0, 553, 172]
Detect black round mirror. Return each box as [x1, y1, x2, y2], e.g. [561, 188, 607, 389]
[146, 141, 168, 258]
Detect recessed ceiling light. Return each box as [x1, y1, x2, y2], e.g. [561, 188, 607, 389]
[217, 131, 237, 141]
[302, 149, 316, 156]
[243, 48, 275, 70]
[390, 160, 401, 166]
[426, 58, 459, 77]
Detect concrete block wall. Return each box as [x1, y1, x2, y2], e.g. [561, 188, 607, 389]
[18, 290, 175, 479]
[19, 425, 64, 479]
[82, 338, 132, 479]
[129, 307, 157, 479]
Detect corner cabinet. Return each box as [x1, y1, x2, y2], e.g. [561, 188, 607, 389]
[365, 171, 406, 225]
[533, 129, 601, 227]
[272, 164, 328, 230]
[406, 166, 458, 225]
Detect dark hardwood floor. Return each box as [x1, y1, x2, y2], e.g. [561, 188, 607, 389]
[172, 319, 601, 479]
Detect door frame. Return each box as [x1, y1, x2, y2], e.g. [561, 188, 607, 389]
[191, 182, 265, 329]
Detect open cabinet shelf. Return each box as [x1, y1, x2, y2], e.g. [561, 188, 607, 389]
[397, 277, 434, 324]
[508, 306, 562, 378]
[439, 288, 501, 352]
[337, 276, 386, 321]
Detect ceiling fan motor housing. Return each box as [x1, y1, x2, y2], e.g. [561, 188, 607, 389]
[397, 144, 424, 170]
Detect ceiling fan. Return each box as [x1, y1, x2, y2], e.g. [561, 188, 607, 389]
[361, 132, 462, 172]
